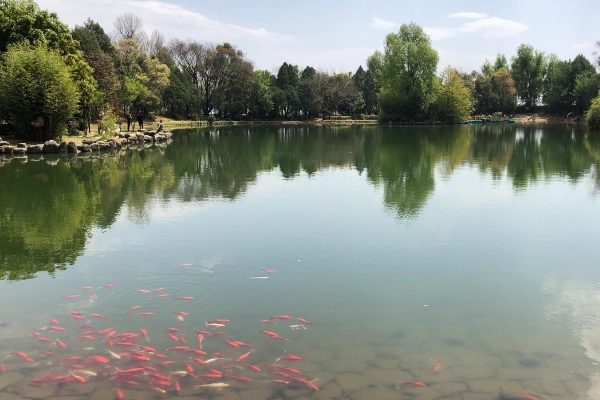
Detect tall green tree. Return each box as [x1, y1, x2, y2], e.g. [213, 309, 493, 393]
[0, 45, 79, 139]
[378, 23, 438, 121]
[511, 44, 546, 108]
[430, 67, 472, 122]
[275, 62, 300, 117]
[250, 70, 274, 118]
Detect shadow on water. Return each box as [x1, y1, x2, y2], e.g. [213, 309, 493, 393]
[0, 124, 598, 280]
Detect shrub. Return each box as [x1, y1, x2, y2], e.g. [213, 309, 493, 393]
[98, 108, 118, 138]
[586, 93, 600, 132]
[207, 115, 216, 126]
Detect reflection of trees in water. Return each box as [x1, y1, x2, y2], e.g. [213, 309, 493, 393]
[1, 124, 598, 280]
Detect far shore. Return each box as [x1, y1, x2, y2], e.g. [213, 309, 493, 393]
[1, 114, 585, 147]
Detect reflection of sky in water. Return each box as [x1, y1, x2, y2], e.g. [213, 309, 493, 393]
[544, 278, 600, 399]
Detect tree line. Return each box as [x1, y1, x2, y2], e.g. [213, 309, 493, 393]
[1, 0, 600, 140]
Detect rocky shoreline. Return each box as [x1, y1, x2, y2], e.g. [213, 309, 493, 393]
[0, 130, 173, 159]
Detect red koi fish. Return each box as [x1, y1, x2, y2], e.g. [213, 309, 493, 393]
[263, 269, 277, 273]
[181, 334, 187, 344]
[246, 363, 261, 372]
[139, 345, 156, 353]
[48, 318, 59, 325]
[105, 283, 117, 288]
[401, 380, 426, 387]
[29, 331, 41, 337]
[197, 334, 204, 349]
[296, 317, 314, 325]
[522, 396, 538, 400]
[126, 306, 141, 313]
[237, 350, 253, 362]
[89, 355, 109, 364]
[173, 311, 188, 316]
[261, 319, 276, 325]
[38, 337, 53, 344]
[0, 363, 4, 373]
[307, 382, 320, 391]
[116, 386, 124, 400]
[289, 376, 308, 384]
[38, 350, 54, 356]
[224, 340, 239, 348]
[194, 329, 211, 335]
[70, 372, 86, 383]
[259, 330, 279, 337]
[173, 296, 194, 301]
[137, 289, 151, 293]
[167, 333, 179, 341]
[276, 354, 302, 362]
[186, 363, 194, 373]
[140, 329, 149, 340]
[152, 287, 164, 292]
[60, 295, 81, 300]
[228, 375, 252, 382]
[272, 371, 289, 377]
[137, 312, 154, 316]
[154, 294, 169, 298]
[80, 286, 94, 290]
[91, 314, 108, 320]
[433, 362, 440, 373]
[43, 326, 66, 332]
[168, 327, 181, 333]
[55, 339, 67, 348]
[180, 263, 192, 267]
[270, 315, 292, 320]
[174, 381, 181, 391]
[235, 341, 253, 348]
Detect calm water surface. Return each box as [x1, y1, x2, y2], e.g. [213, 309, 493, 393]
[1, 125, 600, 400]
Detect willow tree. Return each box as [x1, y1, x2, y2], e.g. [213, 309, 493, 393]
[378, 23, 438, 121]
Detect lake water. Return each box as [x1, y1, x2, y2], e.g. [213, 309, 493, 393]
[0, 124, 600, 400]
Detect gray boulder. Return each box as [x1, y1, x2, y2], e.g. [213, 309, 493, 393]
[17, 143, 27, 149]
[67, 141, 78, 153]
[27, 144, 43, 154]
[42, 140, 59, 153]
[1, 146, 14, 154]
[78, 144, 91, 153]
[0, 140, 10, 147]
[13, 147, 27, 155]
[58, 142, 68, 153]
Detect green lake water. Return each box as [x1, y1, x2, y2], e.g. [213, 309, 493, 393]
[0, 124, 599, 400]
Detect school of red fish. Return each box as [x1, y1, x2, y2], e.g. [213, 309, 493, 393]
[0, 267, 439, 399]
[0, 280, 339, 398]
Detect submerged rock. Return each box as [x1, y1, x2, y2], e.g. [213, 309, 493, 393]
[500, 386, 552, 400]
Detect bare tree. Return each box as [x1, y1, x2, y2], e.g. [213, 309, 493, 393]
[148, 29, 165, 57]
[113, 12, 145, 44]
[169, 39, 206, 86]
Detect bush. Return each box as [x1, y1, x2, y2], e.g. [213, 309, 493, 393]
[207, 115, 216, 126]
[587, 94, 600, 132]
[0, 44, 79, 140]
[98, 108, 118, 138]
[329, 115, 352, 120]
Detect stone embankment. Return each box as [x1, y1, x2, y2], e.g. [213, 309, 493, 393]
[0, 131, 173, 159]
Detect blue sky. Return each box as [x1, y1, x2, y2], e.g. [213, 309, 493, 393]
[36, 0, 599, 74]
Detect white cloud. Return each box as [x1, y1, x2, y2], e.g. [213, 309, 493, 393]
[449, 12, 488, 19]
[458, 17, 528, 38]
[36, 0, 294, 50]
[425, 27, 457, 41]
[370, 17, 397, 31]
[428, 15, 527, 41]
